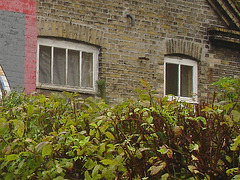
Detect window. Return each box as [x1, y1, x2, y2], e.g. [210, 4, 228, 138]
[37, 38, 99, 93]
[164, 56, 198, 102]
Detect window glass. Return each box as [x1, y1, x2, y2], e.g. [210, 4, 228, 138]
[166, 63, 178, 96]
[181, 65, 193, 97]
[53, 47, 66, 85]
[37, 38, 99, 92]
[39, 46, 51, 84]
[68, 50, 80, 86]
[81, 52, 93, 88]
[164, 56, 198, 102]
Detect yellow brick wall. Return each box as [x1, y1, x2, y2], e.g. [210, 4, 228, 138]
[36, 0, 240, 102]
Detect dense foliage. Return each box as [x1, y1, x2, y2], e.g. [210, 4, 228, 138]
[0, 77, 240, 179]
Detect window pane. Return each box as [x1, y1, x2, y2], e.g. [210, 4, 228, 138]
[68, 50, 80, 86]
[53, 47, 66, 85]
[181, 65, 193, 97]
[81, 52, 93, 88]
[39, 45, 51, 84]
[166, 63, 178, 96]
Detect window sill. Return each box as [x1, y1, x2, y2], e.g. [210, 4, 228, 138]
[36, 84, 96, 95]
[166, 95, 198, 104]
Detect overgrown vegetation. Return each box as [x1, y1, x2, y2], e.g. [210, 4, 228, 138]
[0, 77, 240, 179]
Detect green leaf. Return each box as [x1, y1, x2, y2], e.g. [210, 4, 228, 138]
[225, 155, 232, 163]
[92, 164, 101, 177]
[56, 164, 63, 174]
[226, 167, 238, 175]
[65, 162, 73, 168]
[12, 120, 24, 137]
[0, 118, 8, 135]
[99, 143, 106, 154]
[231, 135, 240, 151]
[84, 159, 95, 170]
[223, 103, 234, 111]
[6, 154, 19, 161]
[107, 144, 115, 150]
[224, 114, 234, 127]
[102, 167, 110, 179]
[232, 110, 240, 122]
[191, 155, 199, 161]
[42, 143, 52, 157]
[70, 125, 76, 133]
[136, 149, 143, 159]
[134, 108, 140, 113]
[158, 145, 170, 155]
[105, 132, 115, 140]
[35, 141, 49, 152]
[188, 165, 199, 174]
[197, 117, 206, 125]
[97, 119, 103, 126]
[101, 159, 113, 165]
[232, 174, 240, 179]
[146, 116, 153, 124]
[189, 144, 199, 152]
[161, 173, 170, 180]
[90, 129, 96, 136]
[84, 171, 91, 179]
[4, 173, 14, 180]
[148, 162, 166, 175]
[107, 112, 112, 117]
[27, 105, 34, 116]
[79, 136, 90, 147]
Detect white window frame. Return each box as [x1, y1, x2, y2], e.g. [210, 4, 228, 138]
[37, 38, 99, 94]
[164, 56, 198, 103]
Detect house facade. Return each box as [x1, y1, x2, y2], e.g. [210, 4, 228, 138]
[1, 0, 240, 102]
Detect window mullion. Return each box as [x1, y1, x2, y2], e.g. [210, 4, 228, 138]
[92, 55, 94, 90]
[36, 44, 39, 85]
[178, 64, 181, 97]
[164, 61, 167, 96]
[80, 51, 82, 87]
[51, 47, 54, 84]
[66, 49, 68, 85]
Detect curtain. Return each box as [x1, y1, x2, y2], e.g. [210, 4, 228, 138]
[39, 45, 51, 84]
[81, 52, 93, 88]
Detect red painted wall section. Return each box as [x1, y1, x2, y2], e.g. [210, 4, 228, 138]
[0, 0, 37, 94]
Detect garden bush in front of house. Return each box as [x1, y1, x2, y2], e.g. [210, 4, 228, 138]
[0, 78, 240, 179]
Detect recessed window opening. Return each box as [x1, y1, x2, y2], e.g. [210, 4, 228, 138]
[164, 56, 198, 102]
[37, 38, 99, 93]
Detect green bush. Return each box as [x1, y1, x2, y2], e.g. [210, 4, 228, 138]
[0, 77, 239, 179]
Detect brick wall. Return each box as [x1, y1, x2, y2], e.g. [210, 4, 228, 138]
[199, 46, 240, 98]
[36, 0, 239, 102]
[0, 0, 37, 93]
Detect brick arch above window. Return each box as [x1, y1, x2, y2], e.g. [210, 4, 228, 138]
[37, 19, 104, 46]
[165, 39, 203, 61]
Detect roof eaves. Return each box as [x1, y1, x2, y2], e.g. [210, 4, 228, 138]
[207, 0, 240, 31]
[208, 27, 240, 49]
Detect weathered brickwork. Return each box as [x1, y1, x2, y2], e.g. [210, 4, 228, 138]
[0, 0, 37, 93]
[199, 46, 240, 98]
[36, 0, 239, 102]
